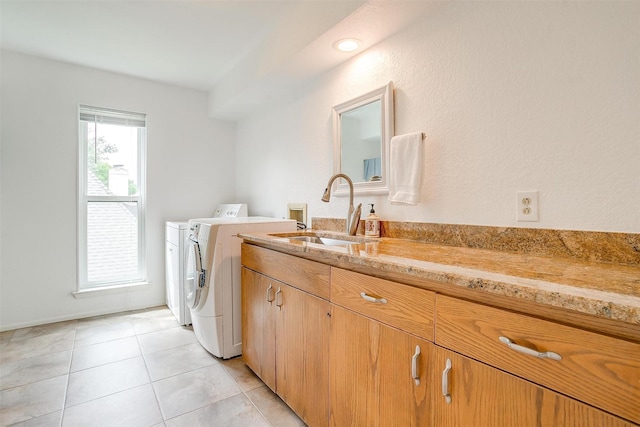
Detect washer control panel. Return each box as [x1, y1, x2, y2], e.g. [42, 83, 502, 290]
[212, 204, 248, 218]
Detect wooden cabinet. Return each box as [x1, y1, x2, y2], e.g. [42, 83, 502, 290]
[242, 243, 639, 426]
[433, 346, 634, 427]
[241, 243, 330, 300]
[275, 279, 330, 426]
[241, 244, 330, 427]
[330, 305, 431, 427]
[329, 268, 435, 426]
[435, 295, 640, 424]
[241, 267, 276, 389]
[330, 268, 435, 340]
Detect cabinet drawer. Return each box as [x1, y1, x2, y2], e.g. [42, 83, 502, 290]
[330, 268, 435, 341]
[435, 295, 640, 423]
[241, 244, 330, 300]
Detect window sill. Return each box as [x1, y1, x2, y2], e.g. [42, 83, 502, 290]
[72, 282, 152, 299]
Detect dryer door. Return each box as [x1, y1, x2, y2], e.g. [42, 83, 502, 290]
[185, 236, 203, 309]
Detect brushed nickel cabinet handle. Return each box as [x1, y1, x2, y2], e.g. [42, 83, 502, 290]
[275, 288, 283, 310]
[360, 292, 387, 304]
[499, 336, 562, 361]
[411, 345, 421, 385]
[266, 284, 274, 303]
[442, 358, 452, 404]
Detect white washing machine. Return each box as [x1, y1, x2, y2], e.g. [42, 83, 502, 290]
[165, 204, 248, 325]
[185, 216, 296, 359]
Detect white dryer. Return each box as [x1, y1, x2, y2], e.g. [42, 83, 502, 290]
[185, 217, 296, 359]
[165, 221, 191, 325]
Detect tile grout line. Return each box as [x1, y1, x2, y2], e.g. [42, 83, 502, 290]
[137, 331, 167, 423]
[59, 321, 77, 426]
[219, 359, 274, 427]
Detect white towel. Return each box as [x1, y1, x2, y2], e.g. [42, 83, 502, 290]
[388, 132, 423, 205]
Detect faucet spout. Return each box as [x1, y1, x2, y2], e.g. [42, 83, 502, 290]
[321, 173, 361, 235]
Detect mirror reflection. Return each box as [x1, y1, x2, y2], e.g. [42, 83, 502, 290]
[340, 100, 382, 183]
[332, 81, 394, 196]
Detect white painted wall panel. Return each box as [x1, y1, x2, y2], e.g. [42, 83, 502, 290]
[0, 51, 235, 329]
[236, 1, 640, 233]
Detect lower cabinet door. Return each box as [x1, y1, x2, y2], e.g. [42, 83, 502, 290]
[241, 268, 276, 390]
[276, 283, 331, 427]
[329, 305, 431, 427]
[433, 347, 634, 427]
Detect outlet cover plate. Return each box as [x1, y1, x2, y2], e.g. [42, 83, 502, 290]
[516, 191, 539, 222]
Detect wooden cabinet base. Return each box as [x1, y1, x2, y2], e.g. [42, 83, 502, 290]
[242, 259, 330, 427]
[242, 243, 639, 427]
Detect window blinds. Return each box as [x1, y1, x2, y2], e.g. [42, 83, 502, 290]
[79, 105, 146, 128]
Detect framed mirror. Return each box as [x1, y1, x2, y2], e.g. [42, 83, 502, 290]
[332, 81, 394, 196]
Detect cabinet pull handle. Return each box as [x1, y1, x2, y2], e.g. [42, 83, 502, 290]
[442, 358, 452, 404]
[266, 284, 274, 303]
[498, 336, 562, 361]
[411, 345, 421, 385]
[275, 288, 283, 310]
[360, 292, 387, 304]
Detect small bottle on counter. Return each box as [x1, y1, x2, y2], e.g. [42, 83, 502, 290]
[365, 204, 380, 237]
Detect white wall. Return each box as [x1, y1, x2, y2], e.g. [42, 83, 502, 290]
[0, 51, 236, 330]
[236, 1, 640, 233]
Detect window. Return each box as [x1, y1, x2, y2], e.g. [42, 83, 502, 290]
[78, 105, 147, 290]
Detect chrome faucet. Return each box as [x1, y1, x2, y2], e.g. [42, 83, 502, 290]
[321, 173, 362, 235]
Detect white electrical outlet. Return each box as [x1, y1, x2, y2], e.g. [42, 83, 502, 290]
[516, 191, 539, 222]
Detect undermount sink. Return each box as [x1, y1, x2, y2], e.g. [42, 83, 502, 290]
[269, 232, 373, 246]
[287, 236, 357, 246]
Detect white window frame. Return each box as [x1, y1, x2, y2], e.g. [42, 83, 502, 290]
[76, 105, 148, 293]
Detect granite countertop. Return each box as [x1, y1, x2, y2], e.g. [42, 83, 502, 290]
[238, 228, 640, 334]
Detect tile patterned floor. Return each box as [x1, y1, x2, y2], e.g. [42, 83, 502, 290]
[0, 306, 306, 427]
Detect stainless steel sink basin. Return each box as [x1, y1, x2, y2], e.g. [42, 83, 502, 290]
[269, 232, 373, 246]
[287, 236, 357, 246]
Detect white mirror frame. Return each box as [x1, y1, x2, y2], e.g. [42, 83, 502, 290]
[332, 81, 394, 196]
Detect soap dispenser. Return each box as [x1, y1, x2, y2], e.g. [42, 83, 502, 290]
[365, 204, 380, 237]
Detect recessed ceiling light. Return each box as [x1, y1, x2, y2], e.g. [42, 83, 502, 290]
[333, 38, 361, 52]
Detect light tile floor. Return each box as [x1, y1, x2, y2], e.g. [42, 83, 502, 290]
[0, 306, 306, 427]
